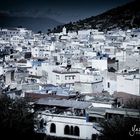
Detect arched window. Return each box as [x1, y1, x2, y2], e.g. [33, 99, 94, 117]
[50, 123, 56, 133]
[74, 126, 80, 136]
[64, 125, 70, 135]
[70, 126, 74, 135]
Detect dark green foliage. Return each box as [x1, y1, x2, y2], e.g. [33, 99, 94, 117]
[100, 98, 140, 140]
[38, 30, 42, 34]
[50, 0, 140, 33]
[0, 95, 36, 140]
[100, 116, 140, 140]
[124, 98, 140, 109]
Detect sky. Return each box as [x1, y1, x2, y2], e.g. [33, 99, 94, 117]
[0, 0, 134, 23]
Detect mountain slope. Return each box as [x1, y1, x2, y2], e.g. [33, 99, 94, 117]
[51, 0, 140, 33]
[0, 16, 63, 33]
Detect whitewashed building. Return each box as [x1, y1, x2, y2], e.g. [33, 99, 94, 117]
[74, 69, 103, 94]
[117, 68, 140, 96]
[35, 99, 100, 140]
[51, 67, 79, 88]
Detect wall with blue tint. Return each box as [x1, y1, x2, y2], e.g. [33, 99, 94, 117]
[31, 60, 42, 67]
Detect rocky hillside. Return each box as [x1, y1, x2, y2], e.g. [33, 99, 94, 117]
[50, 0, 140, 33]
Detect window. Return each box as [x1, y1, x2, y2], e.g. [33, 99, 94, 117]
[108, 82, 110, 88]
[74, 126, 80, 136]
[71, 83, 74, 86]
[72, 76, 75, 79]
[64, 125, 80, 136]
[10, 55, 13, 59]
[65, 75, 75, 80]
[56, 75, 60, 80]
[65, 76, 68, 80]
[11, 71, 14, 81]
[70, 126, 74, 135]
[50, 123, 56, 133]
[64, 125, 70, 135]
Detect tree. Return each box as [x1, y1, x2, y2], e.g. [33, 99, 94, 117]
[38, 30, 42, 34]
[18, 26, 23, 28]
[100, 97, 140, 140]
[47, 29, 51, 33]
[100, 115, 140, 140]
[124, 98, 140, 109]
[0, 95, 36, 140]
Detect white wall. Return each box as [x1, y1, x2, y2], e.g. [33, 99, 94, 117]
[41, 64, 59, 84]
[106, 79, 117, 95]
[22, 83, 39, 91]
[84, 51, 96, 58]
[0, 66, 3, 75]
[92, 59, 107, 71]
[41, 114, 99, 140]
[92, 103, 112, 108]
[52, 71, 79, 87]
[104, 72, 117, 94]
[75, 82, 103, 94]
[74, 71, 103, 94]
[28, 66, 42, 76]
[5, 72, 11, 85]
[116, 50, 126, 62]
[92, 33, 105, 41]
[79, 74, 102, 83]
[31, 47, 49, 58]
[117, 74, 140, 95]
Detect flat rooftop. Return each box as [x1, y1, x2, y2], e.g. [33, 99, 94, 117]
[53, 70, 79, 74]
[35, 99, 92, 109]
